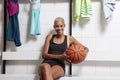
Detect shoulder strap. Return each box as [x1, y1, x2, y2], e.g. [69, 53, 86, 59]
[49, 34, 53, 41]
[67, 35, 70, 48]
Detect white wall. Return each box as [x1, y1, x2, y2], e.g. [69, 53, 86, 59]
[72, 0, 120, 77]
[0, 0, 120, 78]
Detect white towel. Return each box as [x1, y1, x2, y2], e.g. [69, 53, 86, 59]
[29, 0, 40, 9]
[103, 0, 116, 22]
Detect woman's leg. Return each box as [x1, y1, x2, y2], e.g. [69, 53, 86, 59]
[40, 63, 53, 80]
[51, 65, 65, 80]
[39, 71, 43, 80]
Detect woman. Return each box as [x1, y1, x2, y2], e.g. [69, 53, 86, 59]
[40, 17, 89, 80]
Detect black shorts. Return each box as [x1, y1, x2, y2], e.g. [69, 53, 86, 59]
[42, 59, 65, 73]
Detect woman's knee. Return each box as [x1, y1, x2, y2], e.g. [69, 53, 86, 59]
[41, 63, 51, 72]
[40, 63, 53, 80]
[52, 65, 65, 79]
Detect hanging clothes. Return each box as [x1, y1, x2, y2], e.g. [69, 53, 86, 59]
[29, 0, 41, 35]
[73, 0, 81, 21]
[6, 0, 18, 16]
[103, 0, 116, 22]
[6, 0, 21, 47]
[73, 0, 92, 22]
[81, 0, 92, 18]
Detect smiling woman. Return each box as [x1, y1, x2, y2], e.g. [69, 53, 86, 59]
[39, 17, 89, 80]
[53, 17, 65, 36]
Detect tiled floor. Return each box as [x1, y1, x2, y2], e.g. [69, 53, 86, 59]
[1, 74, 120, 80]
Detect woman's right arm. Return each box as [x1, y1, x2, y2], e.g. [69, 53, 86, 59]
[42, 34, 52, 59]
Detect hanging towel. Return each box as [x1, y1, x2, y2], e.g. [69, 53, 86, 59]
[29, 0, 41, 35]
[6, 0, 21, 47]
[73, 0, 81, 21]
[81, 0, 92, 18]
[103, 0, 116, 22]
[6, 0, 18, 16]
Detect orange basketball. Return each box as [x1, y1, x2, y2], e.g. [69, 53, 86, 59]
[65, 45, 87, 64]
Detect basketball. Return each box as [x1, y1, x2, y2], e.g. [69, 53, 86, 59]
[65, 45, 87, 64]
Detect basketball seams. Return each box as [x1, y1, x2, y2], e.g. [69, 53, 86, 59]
[65, 45, 87, 64]
[74, 45, 79, 63]
[71, 51, 76, 63]
[77, 50, 82, 63]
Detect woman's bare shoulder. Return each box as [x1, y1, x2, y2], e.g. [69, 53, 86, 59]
[45, 33, 53, 40]
[67, 35, 74, 41]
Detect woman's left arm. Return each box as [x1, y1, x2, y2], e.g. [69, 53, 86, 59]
[69, 36, 89, 53]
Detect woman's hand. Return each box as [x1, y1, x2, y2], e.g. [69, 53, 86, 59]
[63, 52, 71, 63]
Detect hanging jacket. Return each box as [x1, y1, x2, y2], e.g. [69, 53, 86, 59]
[6, 0, 21, 47]
[103, 0, 116, 22]
[73, 0, 92, 22]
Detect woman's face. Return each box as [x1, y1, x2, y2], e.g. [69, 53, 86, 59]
[54, 21, 65, 35]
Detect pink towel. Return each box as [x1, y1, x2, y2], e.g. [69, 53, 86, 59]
[6, 0, 19, 16]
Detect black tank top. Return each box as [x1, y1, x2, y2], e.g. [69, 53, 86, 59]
[43, 35, 67, 69]
[48, 35, 67, 54]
